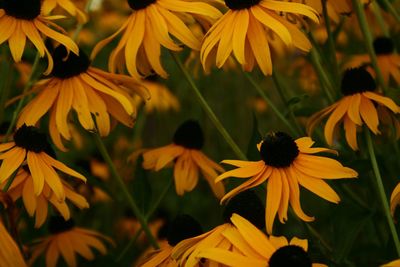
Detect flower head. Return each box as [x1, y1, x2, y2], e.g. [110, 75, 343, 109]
[0, 0, 79, 74]
[17, 46, 149, 151]
[29, 217, 113, 267]
[308, 67, 400, 150]
[141, 120, 225, 198]
[200, 0, 319, 75]
[91, 0, 222, 79]
[216, 132, 358, 233]
[0, 125, 86, 201]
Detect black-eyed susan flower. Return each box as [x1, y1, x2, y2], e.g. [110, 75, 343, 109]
[200, 0, 319, 75]
[0, 0, 79, 74]
[0, 125, 86, 201]
[141, 120, 225, 198]
[0, 220, 27, 267]
[216, 131, 358, 233]
[91, 0, 222, 79]
[133, 77, 180, 114]
[1, 168, 88, 228]
[29, 217, 113, 267]
[198, 216, 327, 266]
[16, 46, 149, 151]
[346, 37, 400, 86]
[307, 67, 400, 150]
[139, 214, 203, 267]
[42, 0, 87, 23]
[172, 191, 266, 266]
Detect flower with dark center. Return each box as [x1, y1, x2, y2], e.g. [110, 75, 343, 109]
[217, 134, 357, 233]
[173, 120, 204, 150]
[373, 37, 394, 55]
[142, 120, 224, 198]
[260, 132, 299, 168]
[127, 0, 157, 10]
[224, 0, 261, 10]
[223, 190, 264, 229]
[269, 245, 312, 267]
[167, 214, 203, 246]
[48, 216, 75, 234]
[308, 66, 400, 150]
[2, 0, 41, 20]
[341, 67, 376, 96]
[13, 124, 53, 155]
[51, 46, 90, 79]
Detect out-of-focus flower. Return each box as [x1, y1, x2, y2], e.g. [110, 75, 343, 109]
[0, 220, 27, 267]
[91, 0, 222, 79]
[17, 46, 149, 151]
[382, 259, 400, 267]
[0, 0, 79, 74]
[200, 0, 319, 75]
[29, 217, 113, 267]
[308, 67, 400, 150]
[216, 131, 357, 233]
[141, 120, 225, 198]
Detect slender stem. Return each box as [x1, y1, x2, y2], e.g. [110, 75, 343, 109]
[0, 51, 13, 124]
[351, 0, 387, 92]
[170, 52, 246, 160]
[380, 0, 400, 23]
[116, 178, 173, 262]
[244, 72, 299, 137]
[271, 72, 304, 135]
[93, 133, 159, 249]
[322, 0, 340, 88]
[72, 0, 94, 41]
[309, 47, 335, 103]
[365, 130, 400, 256]
[3, 52, 41, 141]
[371, 1, 389, 37]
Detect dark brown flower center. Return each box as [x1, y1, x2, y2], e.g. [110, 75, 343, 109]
[48, 216, 75, 234]
[127, 0, 156, 10]
[51, 46, 90, 79]
[269, 245, 312, 267]
[14, 124, 54, 156]
[373, 37, 394, 55]
[340, 67, 376, 96]
[173, 120, 204, 150]
[224, 0, 261, 10]
[167, 214, 203, 246]
[260, 132, 299, 168]
[2, 0, 41, 20]
[223, 191, 265, 229]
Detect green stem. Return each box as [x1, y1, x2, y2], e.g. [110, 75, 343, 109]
[271, 72, 304, 135]
[371, 1, 390, 36]
[170, 52, 246, 160]
[365, 130, 400, 256]
[351, 0, 387, 92]
[244, 72, 300, 137]
[380, 0, 400, 23]
[116, 178, 173, 262]
[322, 0, 340, 88]
[93, 133, 159, 249]
[309, 46, 335, 103]
[72, 0, 94, 41]
[3, 52, 41, 141]
[0, 50, 13, 124]
[2, 170, 18, 192]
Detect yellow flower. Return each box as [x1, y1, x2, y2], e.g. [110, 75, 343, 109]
[141, 120, 225, 198]
[200, 0, 319, 75]
[1, 169, 88, 228]
[29, 217, 113, 267]
[0, 220, 26, 267]
[139, 240, 177, 267]
[42, 0, 87, 23]
[17, 46, 149, 151]
[345, 37, 400, 86]
[197, 214, 327, 267]
[308, 67, 400, 150]
[0, 125, 86, 201]
[216, 132, 357, 233]
[91, 0, 222, 79]
[0, 0, 79, 74]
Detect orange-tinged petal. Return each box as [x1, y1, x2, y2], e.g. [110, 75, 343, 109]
[265, 169, 282, 234]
